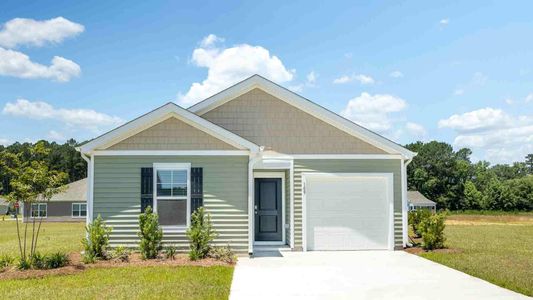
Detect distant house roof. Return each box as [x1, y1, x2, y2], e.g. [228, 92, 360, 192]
[407, 191, 436, 207]
[46, 178, 87, 202]
[0, 196, 8, 207]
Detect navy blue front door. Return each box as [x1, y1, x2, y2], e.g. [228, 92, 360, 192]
[254, 178, 282, 241]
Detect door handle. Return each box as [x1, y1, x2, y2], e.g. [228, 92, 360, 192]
[254, 205, 258, 215]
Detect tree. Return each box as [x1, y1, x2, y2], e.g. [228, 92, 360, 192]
[526, 154, 533, 174]
[5, 142, 67, 265]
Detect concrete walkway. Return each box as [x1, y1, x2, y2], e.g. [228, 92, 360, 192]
[230, 251, 528, 300]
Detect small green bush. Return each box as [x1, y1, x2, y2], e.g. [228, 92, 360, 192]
[17, 257, 31, 270]
[112, 246, 131, 262]
[419, 212, 447, 250]
[45, 252, 69, 269]
[0, 254, 14, 270]
[82, 214, 112, 260]
[30, 252, 46, 269]
[165, 245, 177, 260]
[186, 207, 217, 261]
[82, 253, 96, 264]
[138, 206, 163, 259]
[408, 209, 431, 237]
[208, 245, 236, 264]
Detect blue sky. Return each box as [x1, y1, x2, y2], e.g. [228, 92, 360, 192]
[0, 0, 532, 163]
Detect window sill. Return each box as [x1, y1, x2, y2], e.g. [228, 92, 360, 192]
[161, 226, 188, 233]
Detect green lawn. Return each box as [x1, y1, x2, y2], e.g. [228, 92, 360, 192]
[0, 220, 85, 256]
[0, 266, 234, 299]
[420, 221, 533, 296]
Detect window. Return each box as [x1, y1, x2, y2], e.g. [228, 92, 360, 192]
[72, 203, 87, 218]
[154, 163, 190, 229]
[31, 203, 47, 218]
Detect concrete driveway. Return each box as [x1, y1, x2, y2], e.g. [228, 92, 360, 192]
[230, 251, 528, 300]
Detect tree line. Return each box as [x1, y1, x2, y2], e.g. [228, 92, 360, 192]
[406, 141, 533, 211]
[1, 139, 532, 211]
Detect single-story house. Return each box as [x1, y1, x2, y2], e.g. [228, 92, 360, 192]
[77, 74, 417, 254]
[22, 178, 87, 222]
[408, 191, 436, 212]
[0, 197, 9, 215]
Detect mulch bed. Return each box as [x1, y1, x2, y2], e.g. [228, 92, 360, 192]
[404, 246, 461, 255]
[0, 252, 233, 281]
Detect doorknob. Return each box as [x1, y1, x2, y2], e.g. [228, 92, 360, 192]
[254, 205, 258, 214]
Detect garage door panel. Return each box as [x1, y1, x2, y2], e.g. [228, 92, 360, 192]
[305, 174, 392, 251]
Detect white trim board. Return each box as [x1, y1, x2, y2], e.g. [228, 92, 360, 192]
[301, 172, 395, 251]
[188, 75, 416, 159]
[92, 150, 249, 156]
[79, 103, 260, 154]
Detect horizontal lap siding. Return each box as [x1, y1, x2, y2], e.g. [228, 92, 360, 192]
[293, 159, 403, 250]
[93, 156, 248, 252]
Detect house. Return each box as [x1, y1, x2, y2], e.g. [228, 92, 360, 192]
[408, 190, 436, 212]
[77, 75, 416, 254]
[0, 197, 8, 215]
[22, 178, 87, 222]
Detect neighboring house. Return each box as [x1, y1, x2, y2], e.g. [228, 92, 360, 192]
[77, 75, 416, 254]
[22, 178, 87, 222]
[0, 197, 8, 215]
[408, 191, 436, 212]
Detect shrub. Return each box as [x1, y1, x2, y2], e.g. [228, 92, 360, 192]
[165, 245, 177, 260]
[112, 246, 130, 262]
[419, 212, 447, 250]
[186, 207, 217, 261]
[30, 252, 46, 269]
[208, 245, 236, 264]
[138, 206, 162, 259]
[82, 253, 96, 264]
[45, 252, 69, 269]
[408, 209, 431, 237]
[0, 254, 14, 270]
[82, 215, 112, 260]
[17, 257, 31, 270]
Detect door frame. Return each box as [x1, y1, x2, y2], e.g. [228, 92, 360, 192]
[253, 172, 286, 246]
[302, 172, 395, 251]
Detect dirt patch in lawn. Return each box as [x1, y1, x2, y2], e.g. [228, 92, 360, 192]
[0, 252, 233, 281]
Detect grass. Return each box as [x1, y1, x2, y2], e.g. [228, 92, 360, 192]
[0, 266, 234, 299]
[0, 220, 85, 257]
[419, 215, 533, 296]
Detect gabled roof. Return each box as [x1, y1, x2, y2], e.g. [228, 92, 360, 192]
[79, 102, 260, 154]
[47, 178, 87, 202]
[188, 75, 416, 159]
[407, 191, 436, 206]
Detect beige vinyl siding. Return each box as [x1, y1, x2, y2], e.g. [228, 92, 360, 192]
[93, 155, 248, 252]
[106, 117, 238, 150]
[201, 88, 386, 154]
[293, 159, 403, 250]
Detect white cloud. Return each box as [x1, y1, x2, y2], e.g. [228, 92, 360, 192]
[333, 73, 374, 85]
[200, 34, 224, 48]
[440, 19, 449, 25]
[405, 122, 427, 139]
[389, 71, 403, 78]
[340, 92, 407, 134]
[0, 138, 10, 146]
[439, 107, 533, 163]
[2, 99, 123, 132]
[306, 71, 317, 84]
[178, 34, 294, 105]
[0, 47, 80, 82]
[0, 17, 84, 48]
[47, 130, 66, 142]
[525, 93, 533, 103]
[504, 98, 514, 105]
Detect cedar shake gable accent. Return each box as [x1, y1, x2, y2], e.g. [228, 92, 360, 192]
[201, 88, 387, 154]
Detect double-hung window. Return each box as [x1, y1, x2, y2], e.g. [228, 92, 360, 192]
[31, 203, 47, 218]
[153, 163, 190, 230]
[72, 203, 87, 218]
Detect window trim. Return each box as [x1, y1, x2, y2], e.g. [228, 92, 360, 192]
[153, 163, 191, 231]
[30, 203, 47, 219]
[72, 203, 87, 218]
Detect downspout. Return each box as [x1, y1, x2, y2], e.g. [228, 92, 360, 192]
[402, 157, 413, 248]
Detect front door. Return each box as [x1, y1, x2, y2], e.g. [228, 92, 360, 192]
[254, 178, 282, 241]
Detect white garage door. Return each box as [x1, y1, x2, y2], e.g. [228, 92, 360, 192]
[304, 173, 393, 251]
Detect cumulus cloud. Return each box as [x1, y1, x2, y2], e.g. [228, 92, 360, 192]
[178, 34, 294, 105]
[333, 73, 374, 85]
[0, 17, 84, 48]
[2, 99, 123, 132]
[440, 19, 449, 25]
[389, 71, 403, 78]
[0, 47, 80, 82]
[405, 122, 427, 139]
[439, 107, 533, 163]
[306, 71, 317, 85]
[340, 92, 407, 134]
